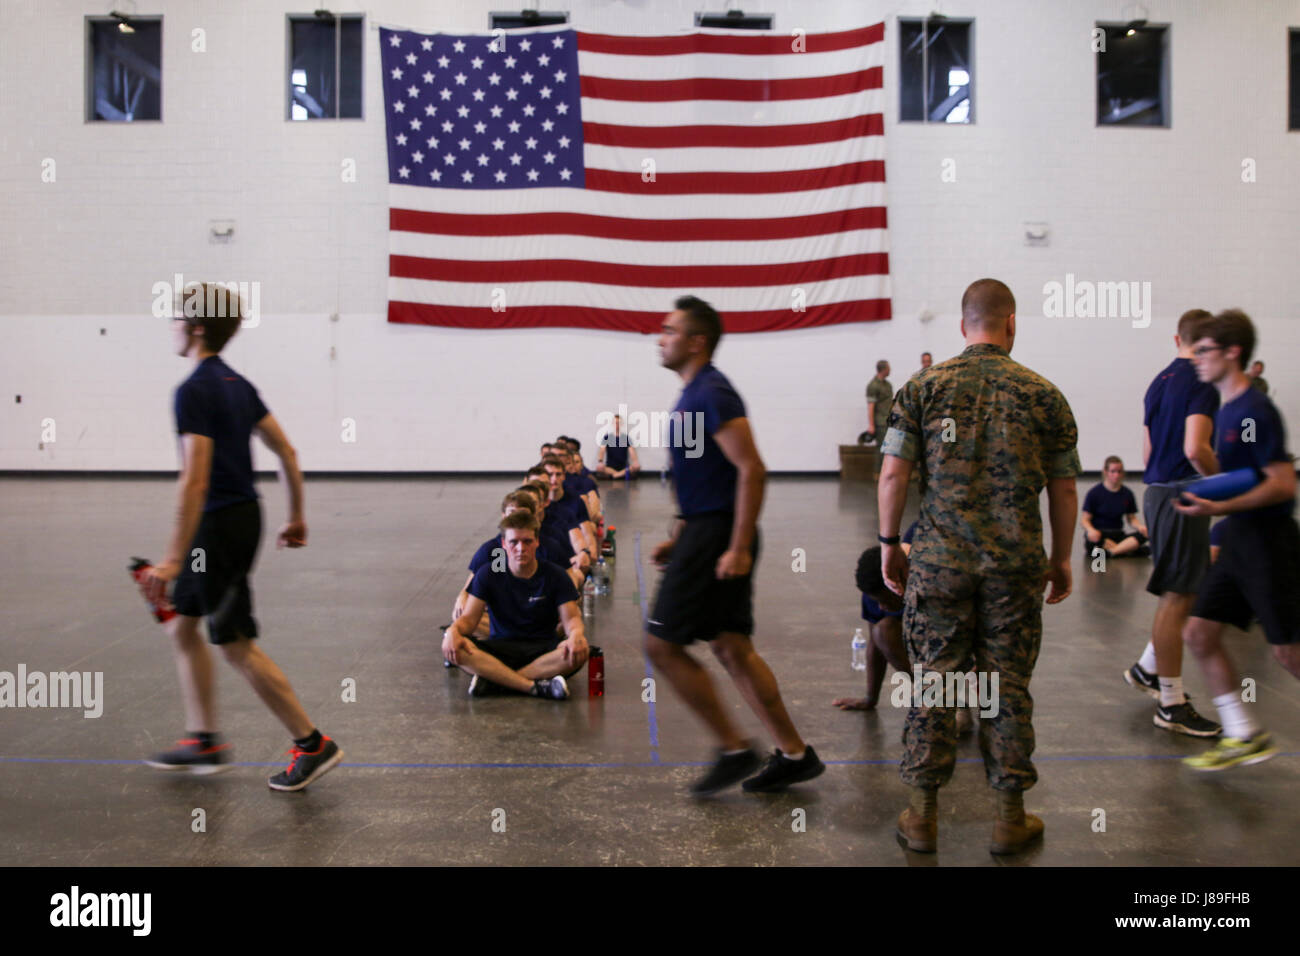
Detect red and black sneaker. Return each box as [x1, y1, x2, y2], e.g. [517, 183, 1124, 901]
[268, 736, 343, 792]
[144, 737, 232, 775]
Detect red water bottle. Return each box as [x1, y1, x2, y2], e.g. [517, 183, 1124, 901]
[129, 557, 176, 623]
[588, 645, 604, 697]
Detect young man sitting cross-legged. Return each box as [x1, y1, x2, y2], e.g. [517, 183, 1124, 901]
[443, 510, 589, 700]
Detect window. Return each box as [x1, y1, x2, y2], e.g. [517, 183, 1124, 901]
[695, 12, 774, 30]
[287, 13, 363, 120]
[86, 15, 162, 122]
[1096, 23, 1168, 127]
[899, 18, 972, 124]
[489, 12, 569, 30]
[1290, 28, 1300, 131]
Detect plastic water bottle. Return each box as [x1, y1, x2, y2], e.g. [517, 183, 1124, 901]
[851, 627, 867, 671]
[583, 577, 595, 617]
[594, 557, 610, 595]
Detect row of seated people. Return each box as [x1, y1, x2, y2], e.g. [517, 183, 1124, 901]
[441, 437, 609, 700]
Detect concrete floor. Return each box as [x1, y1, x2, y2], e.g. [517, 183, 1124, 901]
[1, 475, 1296, 866]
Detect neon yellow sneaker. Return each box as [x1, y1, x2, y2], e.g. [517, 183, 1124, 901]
[1183, 733, 1278, 772]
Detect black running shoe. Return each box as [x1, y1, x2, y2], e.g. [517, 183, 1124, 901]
[144, 737, 232, 775]
[691, 746, 761, 796]
[268, 736, 343, 792]
[1154, 700, 1222, 738]
[468, 674, 509, 697]
[529, 676, 569, 700]
[742, 746, 826, 793]
[1123, 663, 1160, 699]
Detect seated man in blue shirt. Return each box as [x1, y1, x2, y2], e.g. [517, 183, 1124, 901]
[443, 510, 588, 700]
[1082, 456, 1149, 558]
[597, 414, 641, 479]
[544, 455, 598, 565]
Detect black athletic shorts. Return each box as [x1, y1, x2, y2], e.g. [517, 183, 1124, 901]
[647, 511, 760, 645]
[1144, 484, 1210, 596]
[1191, 515, 1300, 645]
[171, 499, 261, 645]
[1083, 528, 1148, 555]
[468, 636, 582, 676]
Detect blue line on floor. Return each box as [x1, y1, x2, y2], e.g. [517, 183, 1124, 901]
[633, 530, 661, 764]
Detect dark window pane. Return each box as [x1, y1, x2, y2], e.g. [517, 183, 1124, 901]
[1290, 29, 1299, 131]
[88, 19, 162, 121]
[899, 20, 924, 121]
[489, 13, 569, 29]
[289, 15, 363, 120]
[695, 13, 774, 30]
[1097, 25, 1167, 126]
[900, 18, 971, 123]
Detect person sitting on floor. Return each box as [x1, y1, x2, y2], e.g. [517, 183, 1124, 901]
[1082, 456, 1149, 559]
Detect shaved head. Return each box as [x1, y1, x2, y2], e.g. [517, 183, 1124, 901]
[961, 278, 1016, 331]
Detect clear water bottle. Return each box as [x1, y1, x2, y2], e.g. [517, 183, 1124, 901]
[594, 557, 610, 595]
[583, 577, 595, 617]
[851, 627, 867, 671]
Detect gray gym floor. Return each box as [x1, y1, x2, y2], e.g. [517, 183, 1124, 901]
[2, 475, 1296, 866]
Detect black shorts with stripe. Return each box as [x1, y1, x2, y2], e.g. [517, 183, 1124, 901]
[647, 512, 760, 645]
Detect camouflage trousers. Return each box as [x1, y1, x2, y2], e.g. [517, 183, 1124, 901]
[900, 561, 1043, 792]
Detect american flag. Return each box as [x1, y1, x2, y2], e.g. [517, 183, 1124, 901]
[380, 24, 890, 332]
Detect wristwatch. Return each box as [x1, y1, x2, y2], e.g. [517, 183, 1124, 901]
[878, 533, 900, 545]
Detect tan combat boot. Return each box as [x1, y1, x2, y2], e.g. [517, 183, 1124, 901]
[990, 790, 1044, 855]
[896, 787, 938, 852]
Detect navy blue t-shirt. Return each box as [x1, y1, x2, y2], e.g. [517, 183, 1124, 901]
[173, 356, 269, 512]
[564, 472, 597, 499]
[468, 535, 554, 574]
[1143, 358, 1219, 484]
[1215, 386, 1294, 523]
[861, 522, 916, 623]
[467, 560, 579, 641]
[669, 363, 747, 517]
[548, 490, 589, 529]
[1082, 484, 1137, 531]
[541, 508, 580, 556]
[602, 435, 630, 471]
[1210, 520, 1227, 547]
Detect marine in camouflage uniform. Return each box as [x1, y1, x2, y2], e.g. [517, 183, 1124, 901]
[882, 344, 1080, 793]
[865, 371, 893, 440]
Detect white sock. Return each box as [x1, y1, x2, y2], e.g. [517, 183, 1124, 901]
[1212, 691, 1262, 741]
[784, 750, 805, 761]
[1138, 643, 1158, 673]
[1158, 677, 1185, 708]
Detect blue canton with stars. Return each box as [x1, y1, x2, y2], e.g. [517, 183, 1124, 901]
[380, 28, 584, 190]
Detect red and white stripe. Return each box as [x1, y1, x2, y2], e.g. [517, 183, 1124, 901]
[388, 24, 891, 332]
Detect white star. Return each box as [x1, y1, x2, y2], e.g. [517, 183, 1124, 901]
[555, 102, 569, 115]
[454, 72, 467, 86]
[474, 121, 487, 134]
[398, 166, 409, 178]
[453, 40, 466, 53]
[405, 52, 417, 65]
[504, 56, 517, 69]
[409, 118, 422, 130]
[462, 170, 474, 182]
[552, 35, 564, 48]
[421, 38, 433, 51]
[508, 120, 521, 133]
[441, 120, 454, 132]
[541, 118, 554, 132]
[439, 88, 452, 101]
[457, 105, 470, 118]
[443, 153, 456, 165]
[494, 170, 507, 183]
[488, 73, 501, 86]
[505, 88, 519, 101]
[525, 136, 537, 149]
[424, 104, 437, 116]
[543, 151, 556, 164]
[526, 168, 539, 181]
[407, 85, 419, 98]
[471, 56, 483, 69]
[458, 138, 471, 150]
[390, 67, 403, 80]
[490, 105, 503, 118]
[522, 103, 535, 116]
[554, 70, 567, 83]
[422, 71, 434, 84]
[430, 168, 441, 181]
[558, 135, 570, 148]
[426, 135, 439, 148]
[411, 150, 424, 163]
[538, 54, 551, 67]
[520, 71, 534, 85]
[476, 154, 489, 166]
[559, 167, 572, 180]
[519, 39, 531, 51]
[539, 86, 552, 99]
[392, 101, 405, 113]
[395, 133, 407, 145]
[388, 34, 401, 47]
[492, 138, 505, 150]
[509, 153, 522, 165]
[472, 88, 485, 101]
[437, 55, 450, 69]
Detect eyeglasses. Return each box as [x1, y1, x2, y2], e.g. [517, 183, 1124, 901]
[1192, 346, 1223, 357]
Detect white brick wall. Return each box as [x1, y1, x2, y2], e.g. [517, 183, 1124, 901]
[1, 0, 1296, 471]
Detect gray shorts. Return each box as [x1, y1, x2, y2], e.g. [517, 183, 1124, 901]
[1143, 484, 1210, 596]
